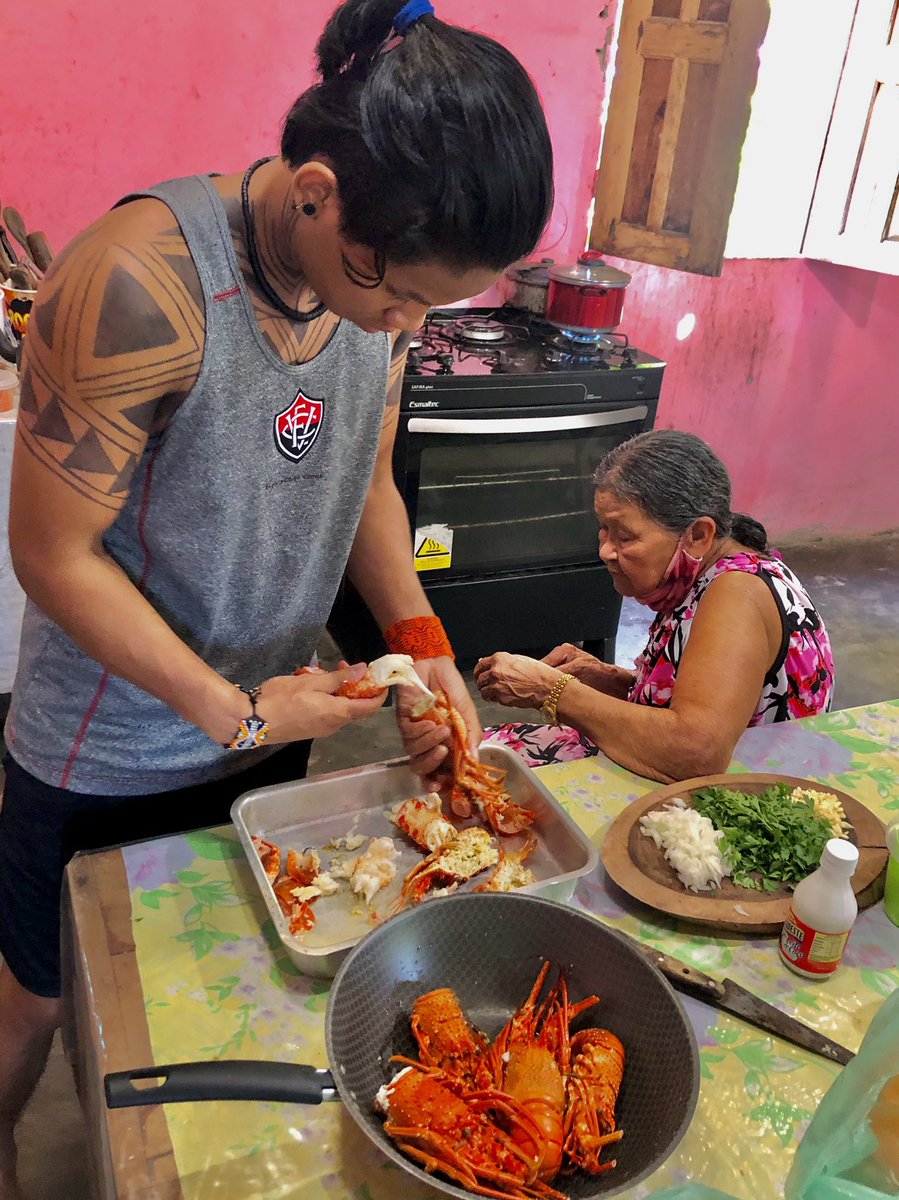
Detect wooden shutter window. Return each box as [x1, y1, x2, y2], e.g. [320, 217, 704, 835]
[591, 0, 769, 276]
[802, 0, 899, 274]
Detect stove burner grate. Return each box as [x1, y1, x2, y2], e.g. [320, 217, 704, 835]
[405, 330, 456, 375]
[446, 318, 516, 347]
[550, 329, 630, 353]
[544, 329, 636, 370]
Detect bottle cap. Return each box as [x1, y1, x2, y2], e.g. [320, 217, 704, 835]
[822, 838, 859, 874]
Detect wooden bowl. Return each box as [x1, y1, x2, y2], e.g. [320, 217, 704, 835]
[601, 773, 888, 934]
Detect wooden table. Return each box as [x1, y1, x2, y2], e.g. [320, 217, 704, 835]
[62, 700, 899, 1200]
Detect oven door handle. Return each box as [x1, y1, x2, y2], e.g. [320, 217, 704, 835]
[406, 406, 648, 435]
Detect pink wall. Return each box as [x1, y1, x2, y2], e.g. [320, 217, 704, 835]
[0, 0, 611, 258]
[3, 0, 897, 537]
[612, 257, 899, 538]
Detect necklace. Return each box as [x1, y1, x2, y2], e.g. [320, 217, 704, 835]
[241, 158, 326, 323]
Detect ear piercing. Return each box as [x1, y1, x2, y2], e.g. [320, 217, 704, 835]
[294, 202, 317, 216]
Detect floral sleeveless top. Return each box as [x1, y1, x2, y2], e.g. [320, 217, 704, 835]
[629, 552, 834, 723]
[484, 552, 834, 767]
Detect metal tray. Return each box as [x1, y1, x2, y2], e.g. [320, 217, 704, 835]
[231, 743, 598, 978]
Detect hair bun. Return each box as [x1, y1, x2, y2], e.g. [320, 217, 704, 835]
[316, 0, 401, 80]
[730, 512, 768, 553]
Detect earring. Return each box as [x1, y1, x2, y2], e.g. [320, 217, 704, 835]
[294, 202, 317, 216]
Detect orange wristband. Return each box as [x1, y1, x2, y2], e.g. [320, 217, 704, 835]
[383, 616, 455, 662]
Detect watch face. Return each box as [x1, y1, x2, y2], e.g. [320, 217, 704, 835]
[230, 715, 270, 750]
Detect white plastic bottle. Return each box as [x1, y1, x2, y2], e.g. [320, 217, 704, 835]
[779, 838, 859, 979]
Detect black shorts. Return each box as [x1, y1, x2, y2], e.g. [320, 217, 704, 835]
[0, 742, 312, 998]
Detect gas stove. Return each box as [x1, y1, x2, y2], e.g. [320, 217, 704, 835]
[333, 307, 665, 669]
[401, 305, 665, 409]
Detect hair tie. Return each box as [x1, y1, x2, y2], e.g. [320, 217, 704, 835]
[393, 0, 435, 35]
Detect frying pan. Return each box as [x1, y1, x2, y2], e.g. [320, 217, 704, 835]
[106, 893, 700, 1197]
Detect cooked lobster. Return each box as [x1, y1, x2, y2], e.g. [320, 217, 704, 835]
[398, 827, 499, 907]
[390, 963, 626, 1192]
[392, 792, 457, 853]
[563, 1029, 625, 1174]
[378, 1064, 569, 1200]
[413, 689, 535, 836]
[411, 988, 495, 1092]
[251, 839, 324, 935]
[474, 832, 538, 893]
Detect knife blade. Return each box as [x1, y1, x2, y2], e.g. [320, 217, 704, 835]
[616, 930, 854, 1065]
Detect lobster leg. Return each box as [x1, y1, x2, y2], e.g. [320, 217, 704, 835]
[388, 1132, 564, 1200]
[380, 1064, 569, 1200]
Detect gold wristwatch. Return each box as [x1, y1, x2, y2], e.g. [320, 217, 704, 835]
[225, 686, 271, 750]
[539, 673, 575, 725]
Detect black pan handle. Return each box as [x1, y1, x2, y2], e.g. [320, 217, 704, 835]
[105, 1061, 337, 1108]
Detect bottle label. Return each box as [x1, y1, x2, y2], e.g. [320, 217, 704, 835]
[779, 907, 851, 975]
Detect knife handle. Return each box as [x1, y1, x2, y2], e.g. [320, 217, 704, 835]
[0, 228, 16, 269]
[26, 232, 53, 273]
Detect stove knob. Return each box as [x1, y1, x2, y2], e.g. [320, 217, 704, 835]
[437, 352, 454, 368]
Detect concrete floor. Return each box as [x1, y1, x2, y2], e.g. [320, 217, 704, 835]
[8, 531, 899, 1199]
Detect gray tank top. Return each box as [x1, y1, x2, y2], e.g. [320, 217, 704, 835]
[7, 174, 389, 794]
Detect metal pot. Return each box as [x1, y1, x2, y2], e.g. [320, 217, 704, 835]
[546, 251, 631, 335]
[104, 892, 698, 1198]
[501, 257, 554, 314]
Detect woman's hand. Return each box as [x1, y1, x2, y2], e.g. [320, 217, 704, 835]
[541, 643, 633, 697]
[251, 664, 388, 744]
[542, 643, 605, 683]
[473, 652, 560, 710]
[395, 656, 482, 787]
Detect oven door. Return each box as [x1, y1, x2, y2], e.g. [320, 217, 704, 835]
[396, 404, 652, 579]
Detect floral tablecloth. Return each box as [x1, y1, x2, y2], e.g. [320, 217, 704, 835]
[119, 701, 899, 1200]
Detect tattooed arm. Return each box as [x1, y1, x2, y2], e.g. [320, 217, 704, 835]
[10, 201, 385, 746]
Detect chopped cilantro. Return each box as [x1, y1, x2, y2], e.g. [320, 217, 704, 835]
[691, 783, 833, 891]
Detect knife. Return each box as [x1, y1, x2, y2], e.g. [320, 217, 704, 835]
[617, 930, 854, 1065]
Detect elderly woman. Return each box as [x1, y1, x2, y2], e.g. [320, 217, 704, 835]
[474, 430, 834, 783]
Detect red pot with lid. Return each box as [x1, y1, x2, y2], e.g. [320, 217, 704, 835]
[545, 251, 631, 335]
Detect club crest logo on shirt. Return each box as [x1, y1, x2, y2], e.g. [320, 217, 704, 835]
[274, 391, 324, 462]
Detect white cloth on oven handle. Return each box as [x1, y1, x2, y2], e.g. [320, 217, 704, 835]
[407, 405, 649, 435]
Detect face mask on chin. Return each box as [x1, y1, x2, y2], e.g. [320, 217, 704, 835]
[635, 532, 705, 613]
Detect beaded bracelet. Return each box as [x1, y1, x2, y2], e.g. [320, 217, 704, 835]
[384, 615, 455, 662]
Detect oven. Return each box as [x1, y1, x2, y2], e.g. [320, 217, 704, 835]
[328, 308, 665, 668]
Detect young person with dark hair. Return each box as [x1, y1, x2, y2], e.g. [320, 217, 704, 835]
[0, 1, 553, 1189]
[476, 431, 835, 782]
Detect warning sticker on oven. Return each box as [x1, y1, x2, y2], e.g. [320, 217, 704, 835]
[414, 524, 453, 572]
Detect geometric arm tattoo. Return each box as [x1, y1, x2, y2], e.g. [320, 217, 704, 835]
[15, 220, 204, 511]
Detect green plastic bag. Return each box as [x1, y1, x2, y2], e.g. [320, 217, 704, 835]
[786, 987, 899, 1200]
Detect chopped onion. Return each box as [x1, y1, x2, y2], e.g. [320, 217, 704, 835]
[639, 797, 732, 892]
